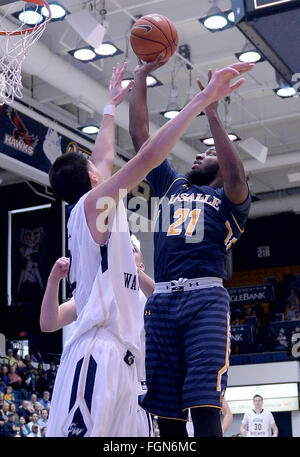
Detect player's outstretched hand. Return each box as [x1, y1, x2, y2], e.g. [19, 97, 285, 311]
[50, 257, 69, 281]
[200, 62, 254, 104]
[108, 62, 134, 107]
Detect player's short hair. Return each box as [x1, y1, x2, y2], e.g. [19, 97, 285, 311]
[253, 394, 263, 401]
[49, 152, 92, 205]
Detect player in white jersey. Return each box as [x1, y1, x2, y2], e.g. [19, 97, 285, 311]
[240, 395, 278, 437]
[45, 59, 254, 436]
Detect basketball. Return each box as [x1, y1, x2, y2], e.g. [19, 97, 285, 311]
[130, 14, 178, 64]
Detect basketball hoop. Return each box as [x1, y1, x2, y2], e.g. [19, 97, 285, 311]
[0, 0, 52, 105]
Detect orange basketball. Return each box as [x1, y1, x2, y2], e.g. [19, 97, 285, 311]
[130, 14, 178, 64]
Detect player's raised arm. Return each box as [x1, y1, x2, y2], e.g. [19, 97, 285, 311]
[197, 67, 249, 205]
[129, 55, 164, 153]
[85, 62, 254, 245]
[40, 257, 77, 332]
[91, 62, 134, 180]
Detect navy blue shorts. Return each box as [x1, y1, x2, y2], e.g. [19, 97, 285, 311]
[141, 286, 230, 420]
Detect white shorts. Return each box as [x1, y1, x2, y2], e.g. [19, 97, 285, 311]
[46, 327, 139, 437]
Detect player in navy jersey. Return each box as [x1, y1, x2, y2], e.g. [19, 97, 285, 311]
[129, 61, 252, 437]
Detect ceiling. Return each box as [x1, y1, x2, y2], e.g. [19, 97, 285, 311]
[1, 0, 300, 217]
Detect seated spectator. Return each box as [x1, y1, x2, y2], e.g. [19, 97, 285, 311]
[4, 349, 15, 366]
[14, 352, 26, 372]
[39, 391, 51, 410]
[0, 392, 4, 409]
[33, 401, 43, 417]
[38, 409, 48, 428]
[36, 362, 44, 380]
[286, 305, 299, 320]
[17, 400, 32, 423]
[1, 411, 19, 437]
[0, 400, 10, 422]
[287, 288, 299, 308]
[275, 328, 289, 351]
[4, 385, 15, 404]
[22, 360, 37, 393]
[9, 402, 19, 424]
[7, 365, 27, 399]
[27, 412, 41, 434]
[18, 415, 31, 437]
[0, 365, 10, 388]
[27, 423, 40, 437]
[40, 426, 47, 437]
[28, 393, 42, 413]
[35, 371, 50, 398]
[293, 310, 300, 321]
[46, 362, 57, 392]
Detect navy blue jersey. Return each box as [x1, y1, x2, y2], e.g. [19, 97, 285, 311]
[146, 159, 251, 282]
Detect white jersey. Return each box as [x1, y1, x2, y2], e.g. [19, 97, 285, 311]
[242, 409, 275, 437]
[47, 195, 145, 437]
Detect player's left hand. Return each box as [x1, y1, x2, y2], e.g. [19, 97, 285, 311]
[133, 52, 166, 76]
[108, 62, 134, 106]
[197, 69, 218, 115]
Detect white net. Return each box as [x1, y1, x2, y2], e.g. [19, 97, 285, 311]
[0, 1, 51, 105]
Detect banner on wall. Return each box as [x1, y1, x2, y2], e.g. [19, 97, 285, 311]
[8, 205, 60, 306]
[0, 105, 92, 173]
[228, 284, 274, 304]
[231, 324, 253, 344]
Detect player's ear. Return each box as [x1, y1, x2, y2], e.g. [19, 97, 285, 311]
[88, 169, 98, 187]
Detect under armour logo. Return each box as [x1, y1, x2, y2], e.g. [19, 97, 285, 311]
[171, 277, 188, 292]
[145, 309, 151, 316]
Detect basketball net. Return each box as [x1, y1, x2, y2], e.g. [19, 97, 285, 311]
[0, 0, 51, 105]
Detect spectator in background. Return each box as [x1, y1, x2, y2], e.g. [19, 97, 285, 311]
[293, 310, 300, 321]
[7, 365, 27, 399]
[275, 328, 289, 351]
[4, 349, 15, 366]
[287, 288, 299, 308]
[39, 391, 51, 410]
[41, 426, 47, 437]
[27, 412, 41, 435]
[0, 391, 4, 409]
[0, 365, 10, 388]
[28, 393, 39, 412]
[4, 385, 15, 404]
[0, 400, 10, 422]
[17, 400, 32, 423]
[38, 409, 48, 428]
[14, 352, 26, 372]
[22, 359, 37, 393]
[46, 362, 57, 392]
[40, 390, 51, 411]
[19, 415, 31, 437]
[10, 402, 19, 424]
[27, 423, 40, 437]
[33, 401, 43, 418]
[36, 362, 44, 380]
[35, 370, 50, 398]
[1, 411, 19, 437]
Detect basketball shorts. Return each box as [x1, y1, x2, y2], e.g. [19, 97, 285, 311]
[141, 286, 231, 420]
[46, 327, 139, 437]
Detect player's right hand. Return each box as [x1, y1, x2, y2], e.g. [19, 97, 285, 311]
[50, 257, 69, 281]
